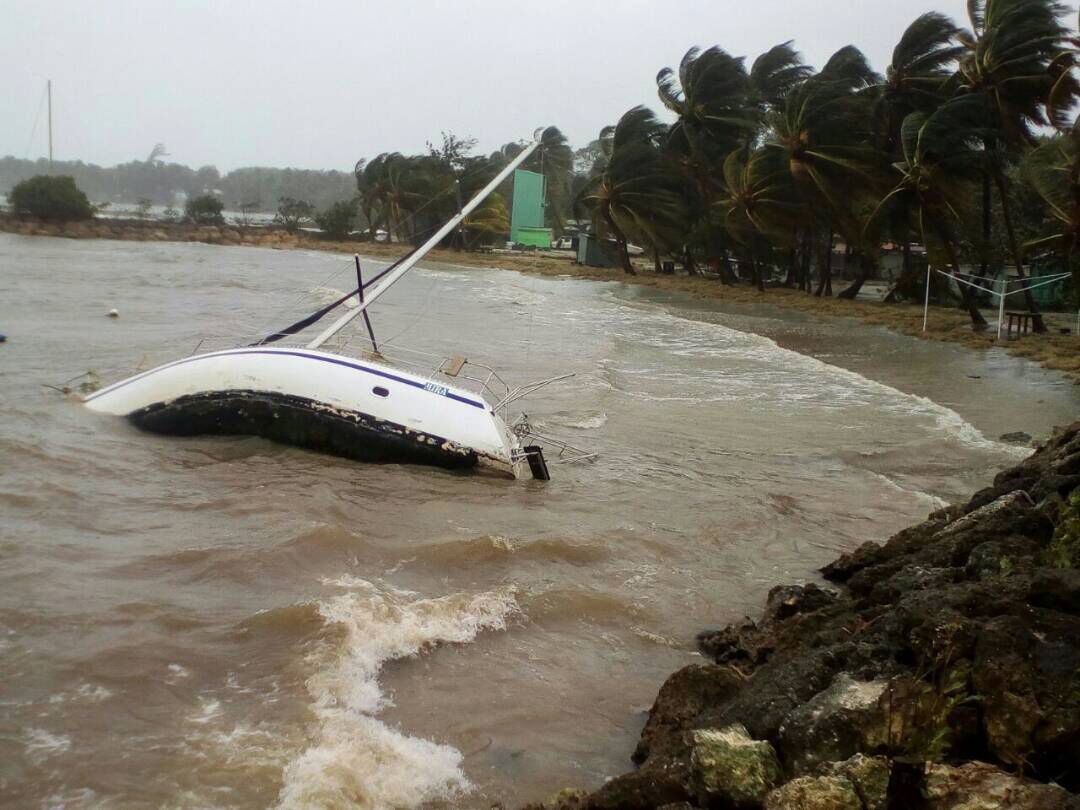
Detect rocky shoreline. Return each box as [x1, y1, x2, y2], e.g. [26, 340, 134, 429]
[526, 423, 1080, 810]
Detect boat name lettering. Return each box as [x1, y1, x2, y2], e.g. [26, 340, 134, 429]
[424, 382, 449, 396]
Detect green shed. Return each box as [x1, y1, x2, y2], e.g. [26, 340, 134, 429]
[510, 169, 553, 248]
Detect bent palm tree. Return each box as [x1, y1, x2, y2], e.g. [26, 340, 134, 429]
[1022, 128, 1080, 304]
[578, 107, 685, 275]
[870, 95, 994, 328]
[957, 0, 1079, 331]
[658, 47, 754, 279]
[716, 147, 802, 290]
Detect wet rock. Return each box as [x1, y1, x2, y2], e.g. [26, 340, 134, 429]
[632, 665, 743, 767]
[965, 537, 1040, 580]
[763, 583, 837, 625]
[696, 618, 758, 664]
[1001, 431, 1034, 445]
[821, 754, 890, 810]
[763, 776, 862, 810]
[688, 724, 781, 808]
[1028, 568, 1080, 615]
[923, 762, 1080, 809]
[776, 673, 890, 775]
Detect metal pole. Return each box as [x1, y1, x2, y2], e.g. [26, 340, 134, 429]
[306, 132, 543, 350]
[47, 79, 53, 170]
[355, 254, 378, 352]
[997, 277, 1006, 340]
[922, 263, 931, 331]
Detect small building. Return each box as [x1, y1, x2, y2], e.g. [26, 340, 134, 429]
[510, 169, 553, 248]
[575, 232, 616, 268]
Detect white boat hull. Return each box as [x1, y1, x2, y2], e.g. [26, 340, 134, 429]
[83, 347, 526, 477]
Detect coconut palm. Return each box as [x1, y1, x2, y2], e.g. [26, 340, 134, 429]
[578, 107, 686, 275]
[1022, 128, 1080, 303]
[747, 42, 814, 128]
[716, 146, 803, 289]
[762, 46, 880, 291]
[869, 95, 995, 327]
[658, 47, 755, 279]
[956, 0, 1079, 331]
[874, 12, 963, 155]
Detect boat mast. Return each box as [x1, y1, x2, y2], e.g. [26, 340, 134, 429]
[47, 79, 53, 170]
[306, 132, 544, 350]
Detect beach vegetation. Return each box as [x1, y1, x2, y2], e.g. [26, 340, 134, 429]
[185, 194, 225, 225]
[313, 199, 357, 240]
[275, 197, 314, 233]
[8, 174, 94, 222]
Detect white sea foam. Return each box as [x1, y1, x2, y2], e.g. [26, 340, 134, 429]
[276, 579, 518, 809]
[601, 296, 1029, 459]
[25, 728, 72, 762]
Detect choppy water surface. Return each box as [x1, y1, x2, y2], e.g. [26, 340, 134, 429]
[1, 234, 1077, 808]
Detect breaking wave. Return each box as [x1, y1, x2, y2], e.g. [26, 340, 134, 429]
[276, 578, 518, 809]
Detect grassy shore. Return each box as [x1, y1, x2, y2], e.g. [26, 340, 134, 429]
[314, 237, 1080, 383]
[4, 214, 1076, 382]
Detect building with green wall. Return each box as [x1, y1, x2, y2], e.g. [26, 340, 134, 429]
[510, 169, 552, 248]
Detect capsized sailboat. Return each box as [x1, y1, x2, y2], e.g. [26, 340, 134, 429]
[83, 130, 592, 479]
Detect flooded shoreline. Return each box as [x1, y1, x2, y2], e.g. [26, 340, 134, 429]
[0, 233, 1076, 807]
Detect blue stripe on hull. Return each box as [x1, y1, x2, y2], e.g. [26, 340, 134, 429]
[86, 349, 487, 410]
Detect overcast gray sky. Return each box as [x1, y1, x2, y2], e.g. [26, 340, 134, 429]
[2, 0, 974, 172]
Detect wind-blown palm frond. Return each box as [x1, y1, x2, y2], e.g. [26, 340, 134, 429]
[578, 107, 687, 274]
[749, 42, 813, 114]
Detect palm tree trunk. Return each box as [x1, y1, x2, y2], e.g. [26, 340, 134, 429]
[942, 233, 988, 330]
[604, 211, 636, 275]
[784, 244, 798, 287]
[991, 166, 1046, 333]
[815, 229, 834, 297]
[838, 250, 871, 299]
[750, 247, 765, 292]
[884, 239, 913, 303]
[684, 247, 699, 276]
[979, 166, 991, 278]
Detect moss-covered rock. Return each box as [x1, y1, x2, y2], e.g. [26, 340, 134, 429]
[763, 775, 862, 810]
[821, 754, 890, 810]
[689, 724, 782, 807]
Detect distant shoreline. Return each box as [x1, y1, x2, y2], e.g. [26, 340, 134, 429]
[3, 214, 1077, 384]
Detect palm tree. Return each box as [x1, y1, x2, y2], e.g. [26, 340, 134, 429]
[956, 0, 1079, 331]
[716, 146, 803, 290]
[869, 95, 994, 327]
[874, 12, 963, 152]
[871, 12, 964, 299]
[763, 46, 880, 293]
[747, 42, 814, 129]
[1022, 127, 1080, 303]
[578, 107, 685, 275]
[658, 47, 755, 280]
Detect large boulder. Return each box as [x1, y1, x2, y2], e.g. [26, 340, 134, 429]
[776, 673, 891, 775]
[688, 724, 782, 808]
[763, 776, 862, 810]
[821, 754, 890, 810]
[923, 762, 1080, 809]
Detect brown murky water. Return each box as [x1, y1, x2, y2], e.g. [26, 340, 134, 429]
[1, 233, 1077, 808]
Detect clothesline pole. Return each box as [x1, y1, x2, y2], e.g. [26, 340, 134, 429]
[923, 264, 931, 332]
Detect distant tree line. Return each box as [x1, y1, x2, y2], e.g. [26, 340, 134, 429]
[0, 156, 355, 211]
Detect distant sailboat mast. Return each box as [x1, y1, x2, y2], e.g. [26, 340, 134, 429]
[47, 79, 53, 170]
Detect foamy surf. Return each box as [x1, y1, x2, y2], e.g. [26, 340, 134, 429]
[607, 295, 1031, 459]
[277, 578, 518, 809]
